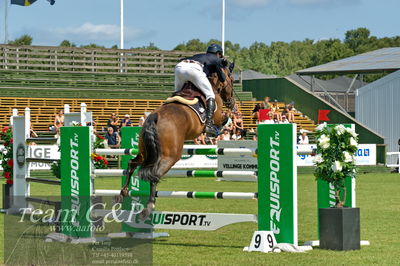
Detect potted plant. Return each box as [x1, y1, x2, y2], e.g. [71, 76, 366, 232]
[313, 123, 360, 250]
[0, 126, 13, 210]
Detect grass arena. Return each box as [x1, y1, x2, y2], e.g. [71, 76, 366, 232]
[1, 38, 400, 265]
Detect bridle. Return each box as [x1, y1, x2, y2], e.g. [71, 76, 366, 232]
[217, 69, 236, 110]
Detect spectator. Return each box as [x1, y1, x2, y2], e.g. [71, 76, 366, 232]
[120, 114, 133, 128]
[233, 111, 244, 130]
[252, 96, 271, 121]
[107, 113, 119, 132]
[222, 111, 235, 132]
[194, 133, 206, 145]
[53, 109, 64, 131]
[105, 127, 121, 148]
[286, 103, 295, 122]
[231, 128, 243, 141]
[271, 101, 282, 122]
[139, 112, 150, 126]
[298, 129, 309, 144]
[218, 129, 231, 141]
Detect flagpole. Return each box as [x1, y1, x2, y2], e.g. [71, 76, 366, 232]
[120, 0, 124, 49]
[221, 0, 225, 53]
[4, 0, 8, 44]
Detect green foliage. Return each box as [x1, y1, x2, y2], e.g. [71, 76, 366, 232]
[59, 40, 76, 47]
[8, 34, 32, 45]
[313, 123, 358, 194]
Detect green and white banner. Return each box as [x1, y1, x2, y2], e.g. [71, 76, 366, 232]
[60, 126, 92, 238]
[257, 123, 297, 245]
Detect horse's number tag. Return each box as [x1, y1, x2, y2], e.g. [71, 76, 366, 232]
[245, 231, 277, 253]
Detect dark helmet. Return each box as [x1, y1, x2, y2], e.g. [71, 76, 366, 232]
[207, 44, 223, 55]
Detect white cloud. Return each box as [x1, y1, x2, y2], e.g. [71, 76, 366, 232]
[288, 0, 361, 7]
[232, 0, 271, 8]
[52, 22, 145, 42]
[17, 22, 156, 47]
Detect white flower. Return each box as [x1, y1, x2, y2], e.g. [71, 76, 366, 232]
[335, 125, 346, 135]
[343, 151, 354, 163]
[331, 161, 343, 172]
[313, 154, 324, 164]
[345, 127, 358, 138]
[350, 137, 358, 147]
[316, 122, 327, 132]
[318, 134, 330, 149]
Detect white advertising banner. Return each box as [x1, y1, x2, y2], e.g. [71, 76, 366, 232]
[1, 144, 59, 170]
[296, 144, 376, 166]
[1, 143, 376, 171]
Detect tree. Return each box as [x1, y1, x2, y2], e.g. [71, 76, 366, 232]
[8, 34, 32, 45]
[59, 40, 76, 47]
[344, 27, 372, 53]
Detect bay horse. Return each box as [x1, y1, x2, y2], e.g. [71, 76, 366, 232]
[120, 63, 236, 217]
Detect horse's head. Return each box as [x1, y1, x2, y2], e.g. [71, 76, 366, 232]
[211, 61, 236, 110]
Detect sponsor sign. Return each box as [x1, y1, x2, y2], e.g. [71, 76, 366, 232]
[60, 126, 92, 238]
[257, 123, 298, 245]
[174, 145, 217, 169]
[218, 141, 257, 171]
[297, 144, 376, 166]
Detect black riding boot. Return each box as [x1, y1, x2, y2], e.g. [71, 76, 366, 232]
[205, 98, 218, 137]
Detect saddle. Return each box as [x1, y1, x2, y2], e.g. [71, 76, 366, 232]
[165, 82, 208, 124]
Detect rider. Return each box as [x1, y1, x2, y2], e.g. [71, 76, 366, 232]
[174, 44, 226, 136]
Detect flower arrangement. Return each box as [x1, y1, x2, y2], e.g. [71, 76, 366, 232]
[0, 126, 13, 185]
[313, 123, 359, 207]
[91, 153, 108, 169]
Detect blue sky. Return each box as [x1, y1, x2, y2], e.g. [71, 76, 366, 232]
[1, 0, 399, 50]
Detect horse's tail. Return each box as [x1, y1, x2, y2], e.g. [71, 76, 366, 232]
[138, 113, 162, 183]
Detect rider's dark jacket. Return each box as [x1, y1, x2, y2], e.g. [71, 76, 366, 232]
[183, 53, 226, 83]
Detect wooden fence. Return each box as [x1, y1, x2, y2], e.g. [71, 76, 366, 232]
[0, 45, 194, 74]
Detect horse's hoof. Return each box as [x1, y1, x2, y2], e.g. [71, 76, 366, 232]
[120, 187, 129, 197]
[114, 195, 123, 204]
[140, 208, 152, 220]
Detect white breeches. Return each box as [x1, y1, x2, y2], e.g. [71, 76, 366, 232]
[174, 61, 215, 100]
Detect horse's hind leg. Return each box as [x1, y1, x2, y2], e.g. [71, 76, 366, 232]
[140, 156, 180, 219]
[119, 154, 144, 199]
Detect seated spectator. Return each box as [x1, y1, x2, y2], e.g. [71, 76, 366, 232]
[107, 113, 119, 132]
[194, 133, 207, 145]
[138, 112, 150, 126]
[271, 101, 282, 122]
[286, 103, 295, 122]
[231, 128, 243, 141]
[218, 129, 231, 141]
[120, 114, 133, 128]
[105, 127, 121, 148]
[233, 111, 244, 130]
[298, 129, 310, 144]
[53, 109, 64, 132]
[252, 96, 271, 121]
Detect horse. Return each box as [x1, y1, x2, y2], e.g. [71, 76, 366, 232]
[120, 63, 236, 217]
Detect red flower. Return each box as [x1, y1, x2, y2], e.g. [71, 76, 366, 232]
[7, 159, 13, 167]
[2, 126, 9, 133]
[97, 135, 105, 140]
[4, 141, 9, 147]
[10, 138, 13, 144]
[95, 156, 102, 161]
[6, 179, 13, 185]
[4, 171, 11, 179]
[103, 159, 108, 165]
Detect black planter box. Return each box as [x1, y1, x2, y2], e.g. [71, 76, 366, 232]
[319, 207, 360, 251]
[2, 183, 12, 210]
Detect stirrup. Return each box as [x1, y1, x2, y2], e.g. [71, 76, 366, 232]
[205, 124, 218, 137]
